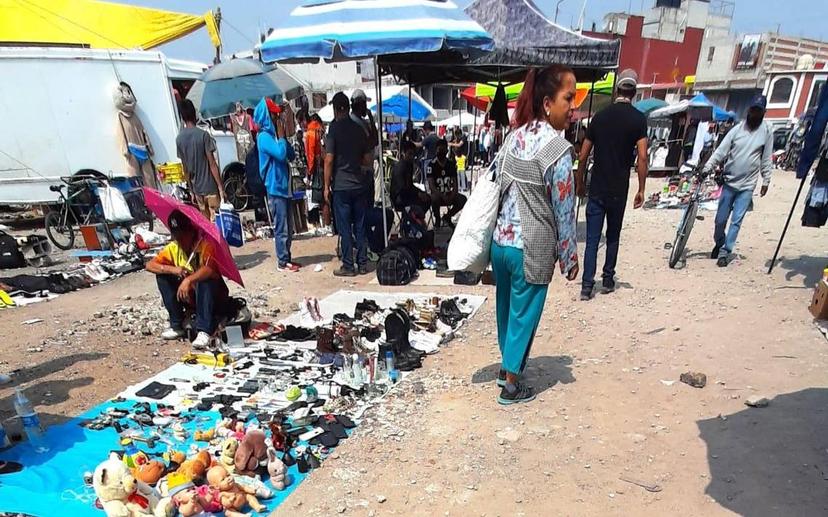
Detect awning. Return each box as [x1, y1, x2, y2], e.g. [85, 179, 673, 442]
[0, 0, 220, 50]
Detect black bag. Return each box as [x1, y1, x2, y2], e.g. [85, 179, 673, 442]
[0, 231, 25, 270]
[377, 246, 418, 286]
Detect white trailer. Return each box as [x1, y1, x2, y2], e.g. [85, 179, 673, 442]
[0, 47, 240, 206]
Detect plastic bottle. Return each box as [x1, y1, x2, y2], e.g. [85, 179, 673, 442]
[823, 268, 828, 283]
[374, 354, 389, 382]
[386, 351, 399, 383]
[14, 388, 48, 453]
[0, 421, 10, 449]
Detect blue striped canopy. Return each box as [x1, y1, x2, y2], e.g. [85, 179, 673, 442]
[260, 0, 494, 63]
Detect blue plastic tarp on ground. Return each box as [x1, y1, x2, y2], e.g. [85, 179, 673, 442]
[0, 401, 309, 517]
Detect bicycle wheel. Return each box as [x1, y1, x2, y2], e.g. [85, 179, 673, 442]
[669, 201, 698, 269]
[45, 209, 75, 250]
[224, 175, 249, 211]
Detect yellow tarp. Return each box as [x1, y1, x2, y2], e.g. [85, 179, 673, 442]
[0, 0, 220, 50]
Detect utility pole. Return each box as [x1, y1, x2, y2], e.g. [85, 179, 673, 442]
[213, 7, 222, 65]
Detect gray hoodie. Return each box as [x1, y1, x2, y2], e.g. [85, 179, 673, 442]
[704, 121, 773, 191]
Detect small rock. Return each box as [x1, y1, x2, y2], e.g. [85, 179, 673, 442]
[123, 295, 132, 301]
[336, 505, 346, 513]
[93, 312, 104, 319]
[376, 495, 387, 503]
[745, 395, 770, 408]
[680, 371, 707, 388]
[496, 427, 522, 443]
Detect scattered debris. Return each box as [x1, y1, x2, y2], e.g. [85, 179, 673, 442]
[660, 379, 675, 386]
[619, 476, 662, 493]
[680, 371, 707, 388]
[21, 318, 43, 325]
[745, 395, 770, 408]
[644, 327, 665, 335]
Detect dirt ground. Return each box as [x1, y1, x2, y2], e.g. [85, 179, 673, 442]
[1, 170, 827, 516]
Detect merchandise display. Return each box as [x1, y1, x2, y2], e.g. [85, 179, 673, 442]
[0, 290, 485, 516]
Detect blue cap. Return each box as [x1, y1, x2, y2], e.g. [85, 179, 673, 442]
[749, 94, 767, 110]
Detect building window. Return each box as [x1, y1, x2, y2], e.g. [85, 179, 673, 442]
[769, 76, 795, 105]
[808, 79, 826, 109]
[707, 46, 715, 62]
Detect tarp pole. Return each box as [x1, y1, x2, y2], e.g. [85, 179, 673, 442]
[374, 57, 388, 248]
[472, 105, 479, 187]
[767, 174, 808, 274]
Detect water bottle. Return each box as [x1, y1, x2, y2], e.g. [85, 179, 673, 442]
[0, 421, 10, 449]
[386, 351, 399, 383]
[14, 388, 48, 453]
[374, 354, 389, 382]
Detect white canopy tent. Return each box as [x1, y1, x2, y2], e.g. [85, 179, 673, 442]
[436, 113, 475, 128]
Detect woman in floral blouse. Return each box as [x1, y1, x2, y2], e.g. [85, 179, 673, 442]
[490, 65, 580, 405]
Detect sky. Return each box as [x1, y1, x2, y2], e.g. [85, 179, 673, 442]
[127, 0, 828, 63]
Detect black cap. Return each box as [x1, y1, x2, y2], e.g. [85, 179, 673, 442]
[168, 210, 193, 235]
[331, 92, 349, 112]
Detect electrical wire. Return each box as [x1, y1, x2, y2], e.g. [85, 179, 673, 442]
[17, 0, 129, 50]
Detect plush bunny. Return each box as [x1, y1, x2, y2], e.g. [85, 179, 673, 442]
[266, 447, 289, 491]
[92, 452, 173, 517]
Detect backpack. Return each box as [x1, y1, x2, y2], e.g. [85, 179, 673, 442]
[0, 232, 25, 270]
[377, 243, 419, 286]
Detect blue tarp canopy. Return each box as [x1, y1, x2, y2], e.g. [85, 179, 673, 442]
[317, 85, 436, 123]
[690, 93, 736, 121]
[260, 0, 494, 63]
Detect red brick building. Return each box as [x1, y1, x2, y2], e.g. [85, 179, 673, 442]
[585, 14, 704, 93]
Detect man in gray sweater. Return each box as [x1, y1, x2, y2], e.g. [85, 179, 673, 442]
[702, 95, 773, 267]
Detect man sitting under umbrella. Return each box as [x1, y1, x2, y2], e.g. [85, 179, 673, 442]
[146, 210, 229, 349]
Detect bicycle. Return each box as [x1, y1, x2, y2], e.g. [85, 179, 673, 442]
[668, 166, 710, 269]
[45, 174, 154, 250]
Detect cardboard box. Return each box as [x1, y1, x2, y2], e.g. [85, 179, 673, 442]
[809, 280, 828, 319]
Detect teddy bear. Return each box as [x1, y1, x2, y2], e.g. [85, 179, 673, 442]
[266, 447, 289, 491]
[219, 437, 238, 473]
[132, 460, 166, 486]
[92, 452, 174, 517]
[234, 429, 267, 476]
[177, 450, 212, 481]
[206, 465, 266, 515]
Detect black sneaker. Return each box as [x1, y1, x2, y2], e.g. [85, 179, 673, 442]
[357, 265, 369, 275]
[580, 289, 593, 301]
[497, 382, 535, 405]
[717, 256, 729, 268]
[496, 369, 507, 388]
[334, 267, 357, 277]
[601, 283, 616, 295]
[711, 246, 720, 259]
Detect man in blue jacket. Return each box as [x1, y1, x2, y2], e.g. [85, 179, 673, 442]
[254, 98, 299, 272]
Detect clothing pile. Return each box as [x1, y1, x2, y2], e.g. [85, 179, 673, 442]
[0, 254, 145, 308]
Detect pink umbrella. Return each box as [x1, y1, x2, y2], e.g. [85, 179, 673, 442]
[142, 187, 244, 287]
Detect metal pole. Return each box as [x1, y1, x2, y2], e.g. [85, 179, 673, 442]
[374, 57, 388, 247]
[767, 174, 808, 274]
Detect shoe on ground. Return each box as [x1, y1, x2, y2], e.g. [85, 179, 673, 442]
[711, 246, 720, 259]
[580, 290, 593, 301]
[717, 256, 729, 268]
[161, 328, 185, 340]
[358, 265, 369, 275]
[192, 331, 212, 349]
[0, 373, 11, 385]
[277, 262, 301, 272]
[601, 283, 616, 295]
[497, 381, 536, 405]
[333, 267, 357, 277]
[496, 368, 507, 388]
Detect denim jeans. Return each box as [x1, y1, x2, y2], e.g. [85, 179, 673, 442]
[156, 274, 228, 334]
[365, 206, 394, 254]
[333, 189, 370, 271]
[267, 195, 293, 266]
[714, 184, 753, 258]
[582, 196, 626, 292]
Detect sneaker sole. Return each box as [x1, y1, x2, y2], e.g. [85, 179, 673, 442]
[496, 379, 507, 388]
[497, 393, 536, 405]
